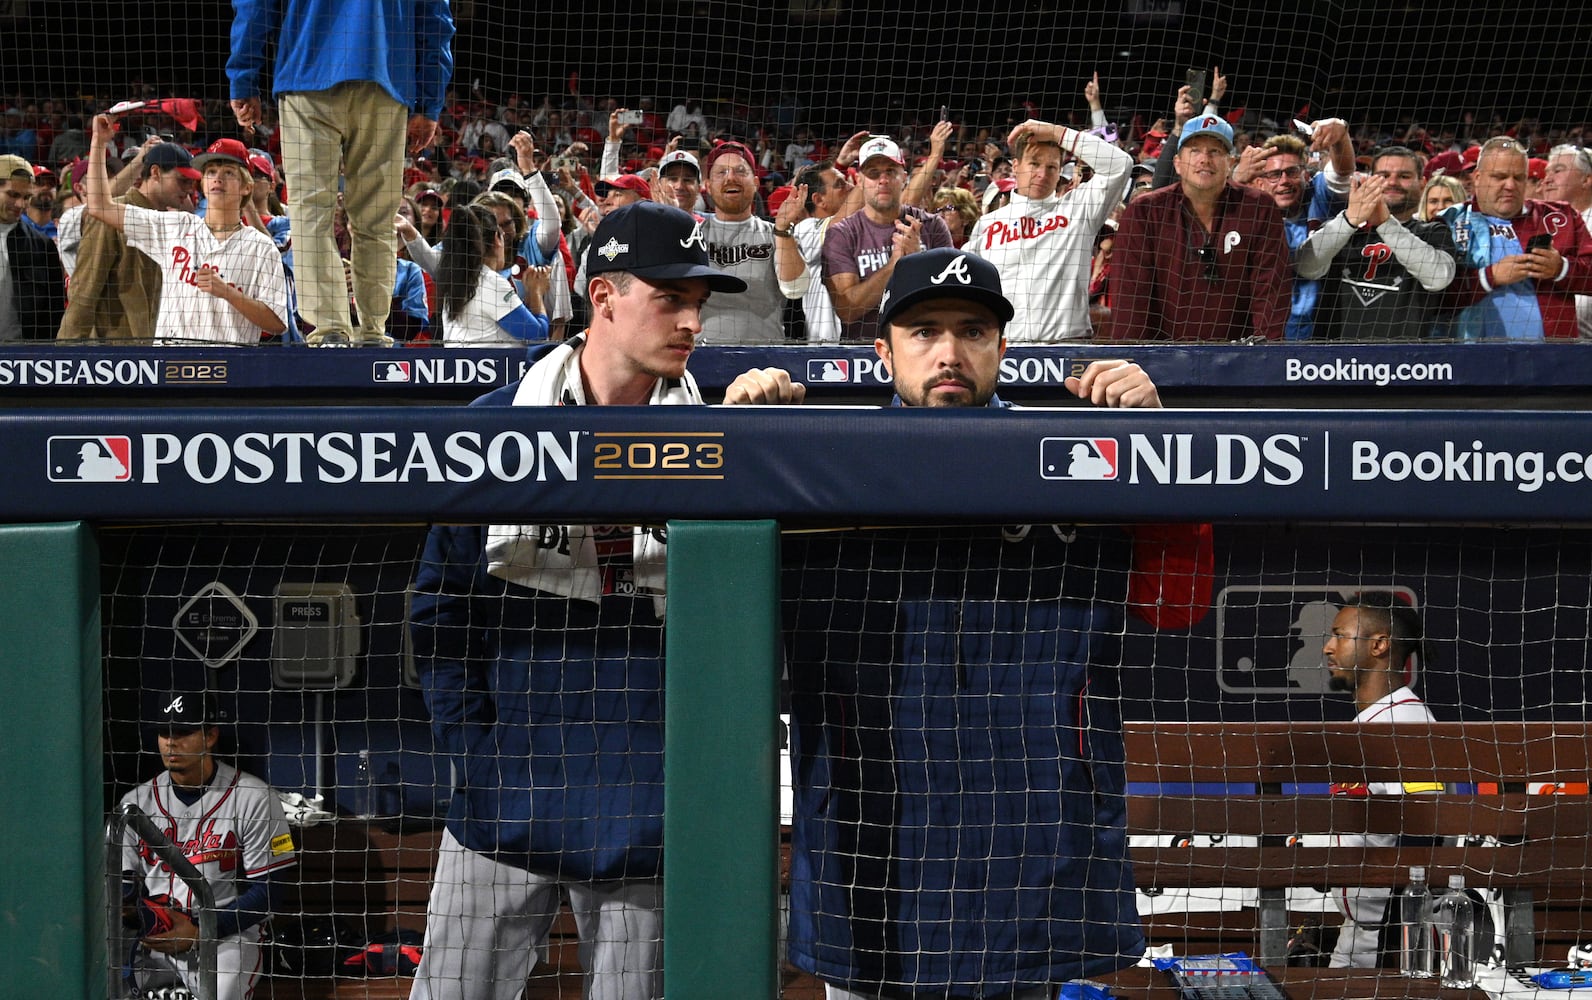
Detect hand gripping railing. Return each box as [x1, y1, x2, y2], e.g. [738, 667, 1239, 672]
[105, 803, 218, 1000]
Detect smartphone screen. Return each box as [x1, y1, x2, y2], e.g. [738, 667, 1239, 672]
[1526, 234, 1553, 252]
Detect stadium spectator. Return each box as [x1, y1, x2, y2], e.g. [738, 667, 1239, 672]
[654, 148, 703, 214]
[698, 140, 792, 343]
[494, 132, 574, 338]
[388, 196, 431, 341]
[1319, 594, 1441, 969]
[408, 201, 746, 1000]
[1296, 146, 1457, 340]
[964, 110, 1132, 341]
[931, 186, 979, 247]
[666, 98, 706, 138]
[902, 119, 955, 210]
[570, 172, 652, 300]
[1109, 116, 1291, 341]
[1540, 145, 1592, 335]
[781, 158, 858, 343]
[430, 204, 547, 346]
[228, 0, 455, 347]
[23, 165, 57, 237]
[723, 247, 1212, 998]
[1232, 124, 1354, 340]
[83, 118, 288, 345]
[1417, 175, 1466, 222]
[415, 187, 446, 243]
[0, 153, 66, 341]
[821, 135, 953, 341]
[58, 142, 198, 341]
[1441, 136, 1592, 340]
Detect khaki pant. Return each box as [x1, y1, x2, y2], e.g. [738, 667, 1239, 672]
[280, 81, 405, 343]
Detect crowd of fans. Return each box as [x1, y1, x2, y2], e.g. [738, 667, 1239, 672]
[2, 72, 1590, 345]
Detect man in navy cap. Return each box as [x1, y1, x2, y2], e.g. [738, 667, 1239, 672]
[409, 201, 753, 1000]
[728, 248, 1212, 999]
[118, 691, 296, 1000]
[1109, 115, 1292, 341]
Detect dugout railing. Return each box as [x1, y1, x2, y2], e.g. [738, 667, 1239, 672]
[4, 405, 1592, 998]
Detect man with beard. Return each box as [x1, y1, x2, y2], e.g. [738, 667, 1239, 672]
[59, 142, 199, 340]
[696, 140, 796, 343]
[1319, 594, 1441, 969]
[0, 153, 65, 341]
[820, 135, 953, 341]
[1109, 117, 1290, 341]
[724, 248, 1212, 998]
[1539, 144, 1592, 335]
[1296, 146, 1457, 340]
[1441, 136, 1592, 340]
[22, 164, 58, 238]
[1235, 125, 1354, 340]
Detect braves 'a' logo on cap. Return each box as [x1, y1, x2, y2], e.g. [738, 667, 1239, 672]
[929, 256, 973, 286]
[679, 220, 708, 251]
[1039, 437, 1118, 481]
[162, 695, 185, 715]
[48, 435, 133, 483]
[597, 237, 629, 261]
[807, 359, 850, 383]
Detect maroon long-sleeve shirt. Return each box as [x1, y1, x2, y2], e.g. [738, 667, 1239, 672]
[1108, 181, 1291, 341]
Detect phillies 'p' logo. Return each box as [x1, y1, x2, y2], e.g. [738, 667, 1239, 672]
[1360, 242, 1393, 281]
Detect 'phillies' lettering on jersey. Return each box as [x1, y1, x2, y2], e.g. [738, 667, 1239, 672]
[709, 242, 772, 267]
[856, 247, 891, 278]
[980, 212, 1071, 249]
[171, 246, 244, 295]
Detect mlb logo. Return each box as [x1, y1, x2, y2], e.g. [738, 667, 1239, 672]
[373, 361, 412, 383]
[48, 435, 133, 483]
[1039, 437, 1118, 481]
[807, 359, 849, 383]
[1215, 585, 1420, 694]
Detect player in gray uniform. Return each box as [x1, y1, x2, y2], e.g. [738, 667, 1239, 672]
[118, 692, 296, 1000]
[696, 140, 799, 343]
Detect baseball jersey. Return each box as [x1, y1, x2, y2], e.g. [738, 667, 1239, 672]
[1282, 172, 1349, 341]
[697, 214, 785, 344]
[821, 205, 953, 341]
[122, 205, 290, 346]
[442, 266, 522, 346]
[965, 129, 1132, 342]
[1575, 203, 1592, 337]
[120, 761, 297, 914]
[1305, 214, 1459, 340]
[794, 215, 840, 343]
[1442, 199, 1592, 340]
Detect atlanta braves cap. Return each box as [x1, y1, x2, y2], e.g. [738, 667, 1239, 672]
[156, 690, 221, 733]
[878, 247, 1014, 330]
[585, 201, 747, 293]
[145, 142, 201, 181]
[1179, 115, 1235, 153]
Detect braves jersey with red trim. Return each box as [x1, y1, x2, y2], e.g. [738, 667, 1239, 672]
[965, 128, 1132, 342]
[120, 761, 297, 913]
[122, 206, 290, 346]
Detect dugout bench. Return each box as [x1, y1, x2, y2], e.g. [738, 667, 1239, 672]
[1124, 721, 1592, 969]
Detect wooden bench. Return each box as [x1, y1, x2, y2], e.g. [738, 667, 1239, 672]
[1124, 721, 1592, 967]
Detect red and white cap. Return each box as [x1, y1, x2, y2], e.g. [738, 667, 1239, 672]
[858, 135, 904, 168]
[658, 149, 700, 177]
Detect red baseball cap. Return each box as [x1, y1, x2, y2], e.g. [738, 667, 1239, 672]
[1424, 150, 1463, 179]
[594, 173, 653, 199]
[193, 137, 251, 173]
[1459, 145, 1481, 171]
[703, 140, 756, 175]
[1528, 157, 1548, 181]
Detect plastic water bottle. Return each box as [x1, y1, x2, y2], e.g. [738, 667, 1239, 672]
[352, 749, 375, 819]
[1436, 874, 1478, 988]
[1400, 865, 1434, 977]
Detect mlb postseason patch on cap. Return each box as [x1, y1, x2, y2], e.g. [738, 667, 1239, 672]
[585, 201, 747, 293]
[878, 247, 1014, 328]
[857, 136, 904, 168]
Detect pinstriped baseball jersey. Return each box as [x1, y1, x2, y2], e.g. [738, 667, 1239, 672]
[120, 761, 297, 913]
[121, 206, 290, 346]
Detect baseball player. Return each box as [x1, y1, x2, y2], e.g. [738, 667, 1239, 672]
[84, 114, 289, 346]
[119, 691, 297, 1000]
[726, 249, 1212, 998]
[407, 201, 748, 1000]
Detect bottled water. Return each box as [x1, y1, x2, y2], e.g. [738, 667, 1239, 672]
[1399, 865, 1434, 977]
[1434, 874, 1478, 988]
[352, 749, 375, 819]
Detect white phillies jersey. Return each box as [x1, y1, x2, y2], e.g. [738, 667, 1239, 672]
[122, 206, 290, 346]
[794, 216, 840, 343]
[965, 128, 1132, 342]
[120, 761, 297, 912]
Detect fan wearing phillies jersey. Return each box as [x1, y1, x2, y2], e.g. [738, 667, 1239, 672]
[1320, 595, 1441, 969]
[119, 692, 296, 1000]
[1296, 146, 1457, 340]
[964, 111, 1132, 342]
[1439, 136, 1592, 340]
[84, 114, 288, 345]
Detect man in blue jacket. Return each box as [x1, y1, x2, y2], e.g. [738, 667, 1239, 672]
[728, 249, 1212, 998]
[227, 0, 453, 346]
[407, 203, 747, 1000]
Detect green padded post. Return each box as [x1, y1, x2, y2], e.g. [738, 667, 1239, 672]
[664, 520, 780, 999]
[0, 522, 101, 998]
